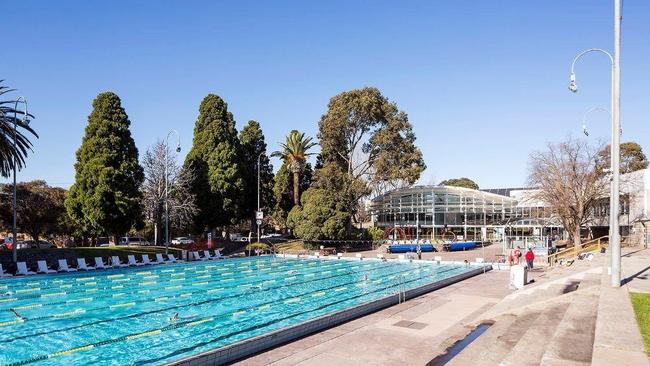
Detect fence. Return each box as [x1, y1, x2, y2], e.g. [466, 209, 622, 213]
[301, 240, 383, 252]
[548, 236, 608, 267]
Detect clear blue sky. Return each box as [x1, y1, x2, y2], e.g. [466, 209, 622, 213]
[2, 0, 649, 189]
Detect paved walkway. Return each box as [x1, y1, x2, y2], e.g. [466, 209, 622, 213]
[236, 248, 649, 365]
[592, 248, 650, 366]
[444, 247, 649, 366]
[235, 270, 512, 366]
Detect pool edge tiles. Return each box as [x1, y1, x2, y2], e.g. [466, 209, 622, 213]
[166, 264, 491, 366]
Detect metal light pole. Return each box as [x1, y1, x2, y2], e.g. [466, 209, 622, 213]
[12, 97, 28, 263]
[165, 130, 181, 255]
[257, 152, 263, 244]
[568, 0, 622, 287]
[612, 0, 622, 287]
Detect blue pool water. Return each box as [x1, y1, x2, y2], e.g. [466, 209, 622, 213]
[0, 256, 477, 365]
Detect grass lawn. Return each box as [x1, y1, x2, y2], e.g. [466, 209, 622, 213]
[275, 240, 306, 254]
[631, 292, 650, 357]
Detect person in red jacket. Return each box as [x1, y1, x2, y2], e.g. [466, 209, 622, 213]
[525, 248, 535, 269]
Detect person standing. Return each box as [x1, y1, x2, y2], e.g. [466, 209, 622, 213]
[513, 246, 522, 265]
[525, 248, 535, 270]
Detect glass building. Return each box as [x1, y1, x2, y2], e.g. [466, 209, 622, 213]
[369, 185, 562, 242]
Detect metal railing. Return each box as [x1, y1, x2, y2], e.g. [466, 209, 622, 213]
[548, 236, 608, 267]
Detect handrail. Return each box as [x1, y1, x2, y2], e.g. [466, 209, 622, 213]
[548, 236, 608, 266]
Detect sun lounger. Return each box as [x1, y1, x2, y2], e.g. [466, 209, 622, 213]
[77, 258, 95, 271]
[214, 249, 229, 259]
[127, 255, 145, 266]
[111, 256, 128, 268]
[58, 259, 77, 272]
[0, 264, 13, 277]
[37, 260, 57, 274]
[203, 250, 215, 260]
[95, 257, 111, 269]
[141, 254, 157, 265]
[192, 251, 208, 261]
[154, 253, 171, 264]
[155, 253, 170, 264]
[167, 254, 178, 263]
[16, 262, 36, 276]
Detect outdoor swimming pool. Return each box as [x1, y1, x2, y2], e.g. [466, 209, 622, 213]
[0, 256, 481, 365]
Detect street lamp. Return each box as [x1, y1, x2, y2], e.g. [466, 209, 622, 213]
[569, 0, 622, 287]
[165, 130, 181, 255]
[257, 152, 263, 245]
[12, 97, 30, 263]
[581, 107, 611, 137]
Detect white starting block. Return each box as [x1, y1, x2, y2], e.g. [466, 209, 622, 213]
[476, 258, 484, 263]
[434, 256, 442, 262]
[355, 253, 363, 260]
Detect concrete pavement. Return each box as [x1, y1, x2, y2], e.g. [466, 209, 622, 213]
[235, 270, 512, 366]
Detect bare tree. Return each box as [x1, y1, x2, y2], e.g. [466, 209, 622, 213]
[142, 140, 197, 244]
[528, 138, 608, 248]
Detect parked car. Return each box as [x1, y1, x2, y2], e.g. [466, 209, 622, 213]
[118, 236, 151, 246]
[36, 241, 56, 249]
[171, 237, 194, 246]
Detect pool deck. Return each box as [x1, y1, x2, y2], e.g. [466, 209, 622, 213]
[235, 269, 512, 366]
[237, 247, 650, 365]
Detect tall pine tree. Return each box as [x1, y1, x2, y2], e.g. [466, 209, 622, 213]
[65, 92, 144, 239]
[185, 94, 244, 231]
[239, 120, 275, 223]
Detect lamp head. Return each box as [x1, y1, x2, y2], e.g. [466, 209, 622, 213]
[568, 73, 578, 93]
[582, 124, 589, 136]
[175, 144, 181, 153]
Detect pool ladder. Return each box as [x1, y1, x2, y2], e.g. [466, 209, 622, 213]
[396, 275, 406, 304]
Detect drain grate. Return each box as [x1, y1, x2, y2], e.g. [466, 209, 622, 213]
[393, 320, 428, 329]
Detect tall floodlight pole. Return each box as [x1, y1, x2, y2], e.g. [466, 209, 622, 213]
[165, 130, 181, 255]
[12, 97, 29, 263]
[568, 0, 622, 287]
[612, 0, 622, 287]
[257, 152, 263, 244]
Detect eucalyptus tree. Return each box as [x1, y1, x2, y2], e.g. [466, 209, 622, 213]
[313, 87, 425, 231]
[271, 130, 317, 206]
[439, 177, 479, 190]
[597, 141, 648, 174]
[0, 180, 66, 243]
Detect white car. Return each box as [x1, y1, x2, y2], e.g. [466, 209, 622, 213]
[171, 237, 194, 246]
[118, 237, 151, 246]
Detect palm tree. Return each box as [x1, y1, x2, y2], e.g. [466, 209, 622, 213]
[272, 130, 317, 206]
[0, 81, 37, 177]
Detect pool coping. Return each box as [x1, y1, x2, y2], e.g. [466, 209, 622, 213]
[167, 259, 491, 366]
